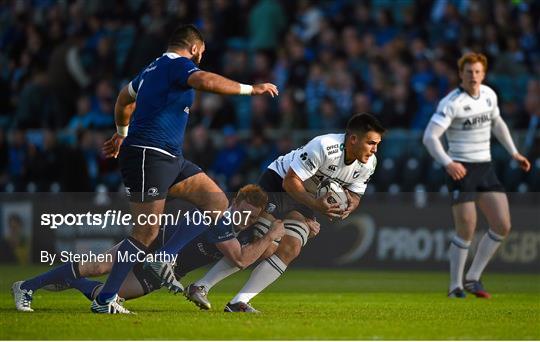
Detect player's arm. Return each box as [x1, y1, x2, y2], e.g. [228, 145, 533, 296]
[491, 116, 531, 172]
[422, 121, 467, 181]
[340, 190, 361, 220]
[103, 85, 136, 158]
[187, 71, 278, 97]
[215, 220, 284, 269]
[282, 169, 342, 219]
[114, 85, 136, 128]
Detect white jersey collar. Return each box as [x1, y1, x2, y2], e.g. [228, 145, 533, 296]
[162, 52, 182, 59]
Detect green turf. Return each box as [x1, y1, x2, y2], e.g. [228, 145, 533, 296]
[0, 265, 539, 340]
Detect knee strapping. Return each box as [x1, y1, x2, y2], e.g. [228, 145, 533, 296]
[253, 217, 281, 245]
[284, 219, 309, 247]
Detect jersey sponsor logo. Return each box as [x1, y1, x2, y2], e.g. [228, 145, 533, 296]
[147, 187, 159, 197]
[144, 65, 157, 73]
[312, 174, 325, 186]
[326, 144, 340, 155]
[300, 152, 316, 170]
[188, 67, 200, 74]
[328, 165, 338, 171]
[217, 232, 235, 240]
[196, 242, 212, 257]
[463, 113, 490, 129]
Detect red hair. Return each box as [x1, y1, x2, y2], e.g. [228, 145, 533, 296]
[458, 52, 488, 72]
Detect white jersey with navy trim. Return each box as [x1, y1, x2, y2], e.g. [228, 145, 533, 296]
[267, 133, 376, 196]
[429, 84, 500, 162]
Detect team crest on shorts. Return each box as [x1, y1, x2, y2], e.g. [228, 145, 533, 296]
[147, 187, 159, 197]
[266, 202, 276, 214]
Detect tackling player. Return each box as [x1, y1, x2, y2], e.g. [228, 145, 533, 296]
[12, 24, 279, 313]
[17, 24, 278, 314]
[422, 52, 531, 298]
[186, 113, 385, 312]
[12, 185, 286, 311]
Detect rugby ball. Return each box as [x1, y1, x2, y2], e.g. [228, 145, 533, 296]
[316, 179, 348, 210]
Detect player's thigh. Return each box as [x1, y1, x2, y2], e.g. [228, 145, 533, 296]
[130, 199, 166, 246]
[79, 242, 121, 277]
[169, 172, 228, 216]
[477, 192, 511, 236]
[451, 201, 477, 241]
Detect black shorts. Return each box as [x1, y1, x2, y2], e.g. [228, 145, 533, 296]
[118, 145, 203, 203]
[446, 162, 505, 204]
[133, 225, 223, 294]
[258, 169, 314, 219]
[131, 262, 161, 295]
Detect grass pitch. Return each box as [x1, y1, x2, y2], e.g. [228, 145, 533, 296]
[0, 265, 538, 340]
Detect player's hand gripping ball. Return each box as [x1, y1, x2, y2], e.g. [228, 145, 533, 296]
[316, 178, 349, 210]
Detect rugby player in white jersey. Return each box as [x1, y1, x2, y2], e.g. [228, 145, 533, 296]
[423, 52, 531, 298]
[184, 113, 385, 312]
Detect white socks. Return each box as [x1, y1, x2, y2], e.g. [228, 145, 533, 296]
[449, 229, 506, 290]
[194, 258, 240, 291]
[449, 235, 471, 291]
[466, 229, 505, 281]
[230, 254, 287, 304]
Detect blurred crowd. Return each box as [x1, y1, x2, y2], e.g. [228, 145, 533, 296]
[0, 0, 539, 192]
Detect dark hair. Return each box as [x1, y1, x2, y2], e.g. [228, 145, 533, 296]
[168, 24, 204, 50]
[345, 113, 386, 136]
[234, 184, 268, 209]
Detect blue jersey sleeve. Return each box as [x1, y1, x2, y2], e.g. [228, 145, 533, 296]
[204, 220, 236, 244]
[170, 58, 201, 87]
[128, 71, 142, 98]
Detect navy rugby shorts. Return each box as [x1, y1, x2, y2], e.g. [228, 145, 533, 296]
[118, 145, 203, 203]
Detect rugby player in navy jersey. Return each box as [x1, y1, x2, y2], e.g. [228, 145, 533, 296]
[12, 24, 278, 314]
[12, 185, 290, 312]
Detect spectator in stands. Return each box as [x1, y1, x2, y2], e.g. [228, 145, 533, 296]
[0, 0, 538, 192]
[47, 30, 91, 127]
[523, 79, 540, 159]
[185, 124, 217, 171]
[211, 125, 246, 191]
[0, 214, 29, 264]
[13, 63, 50, 129]
[249, 0, 286, 52]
